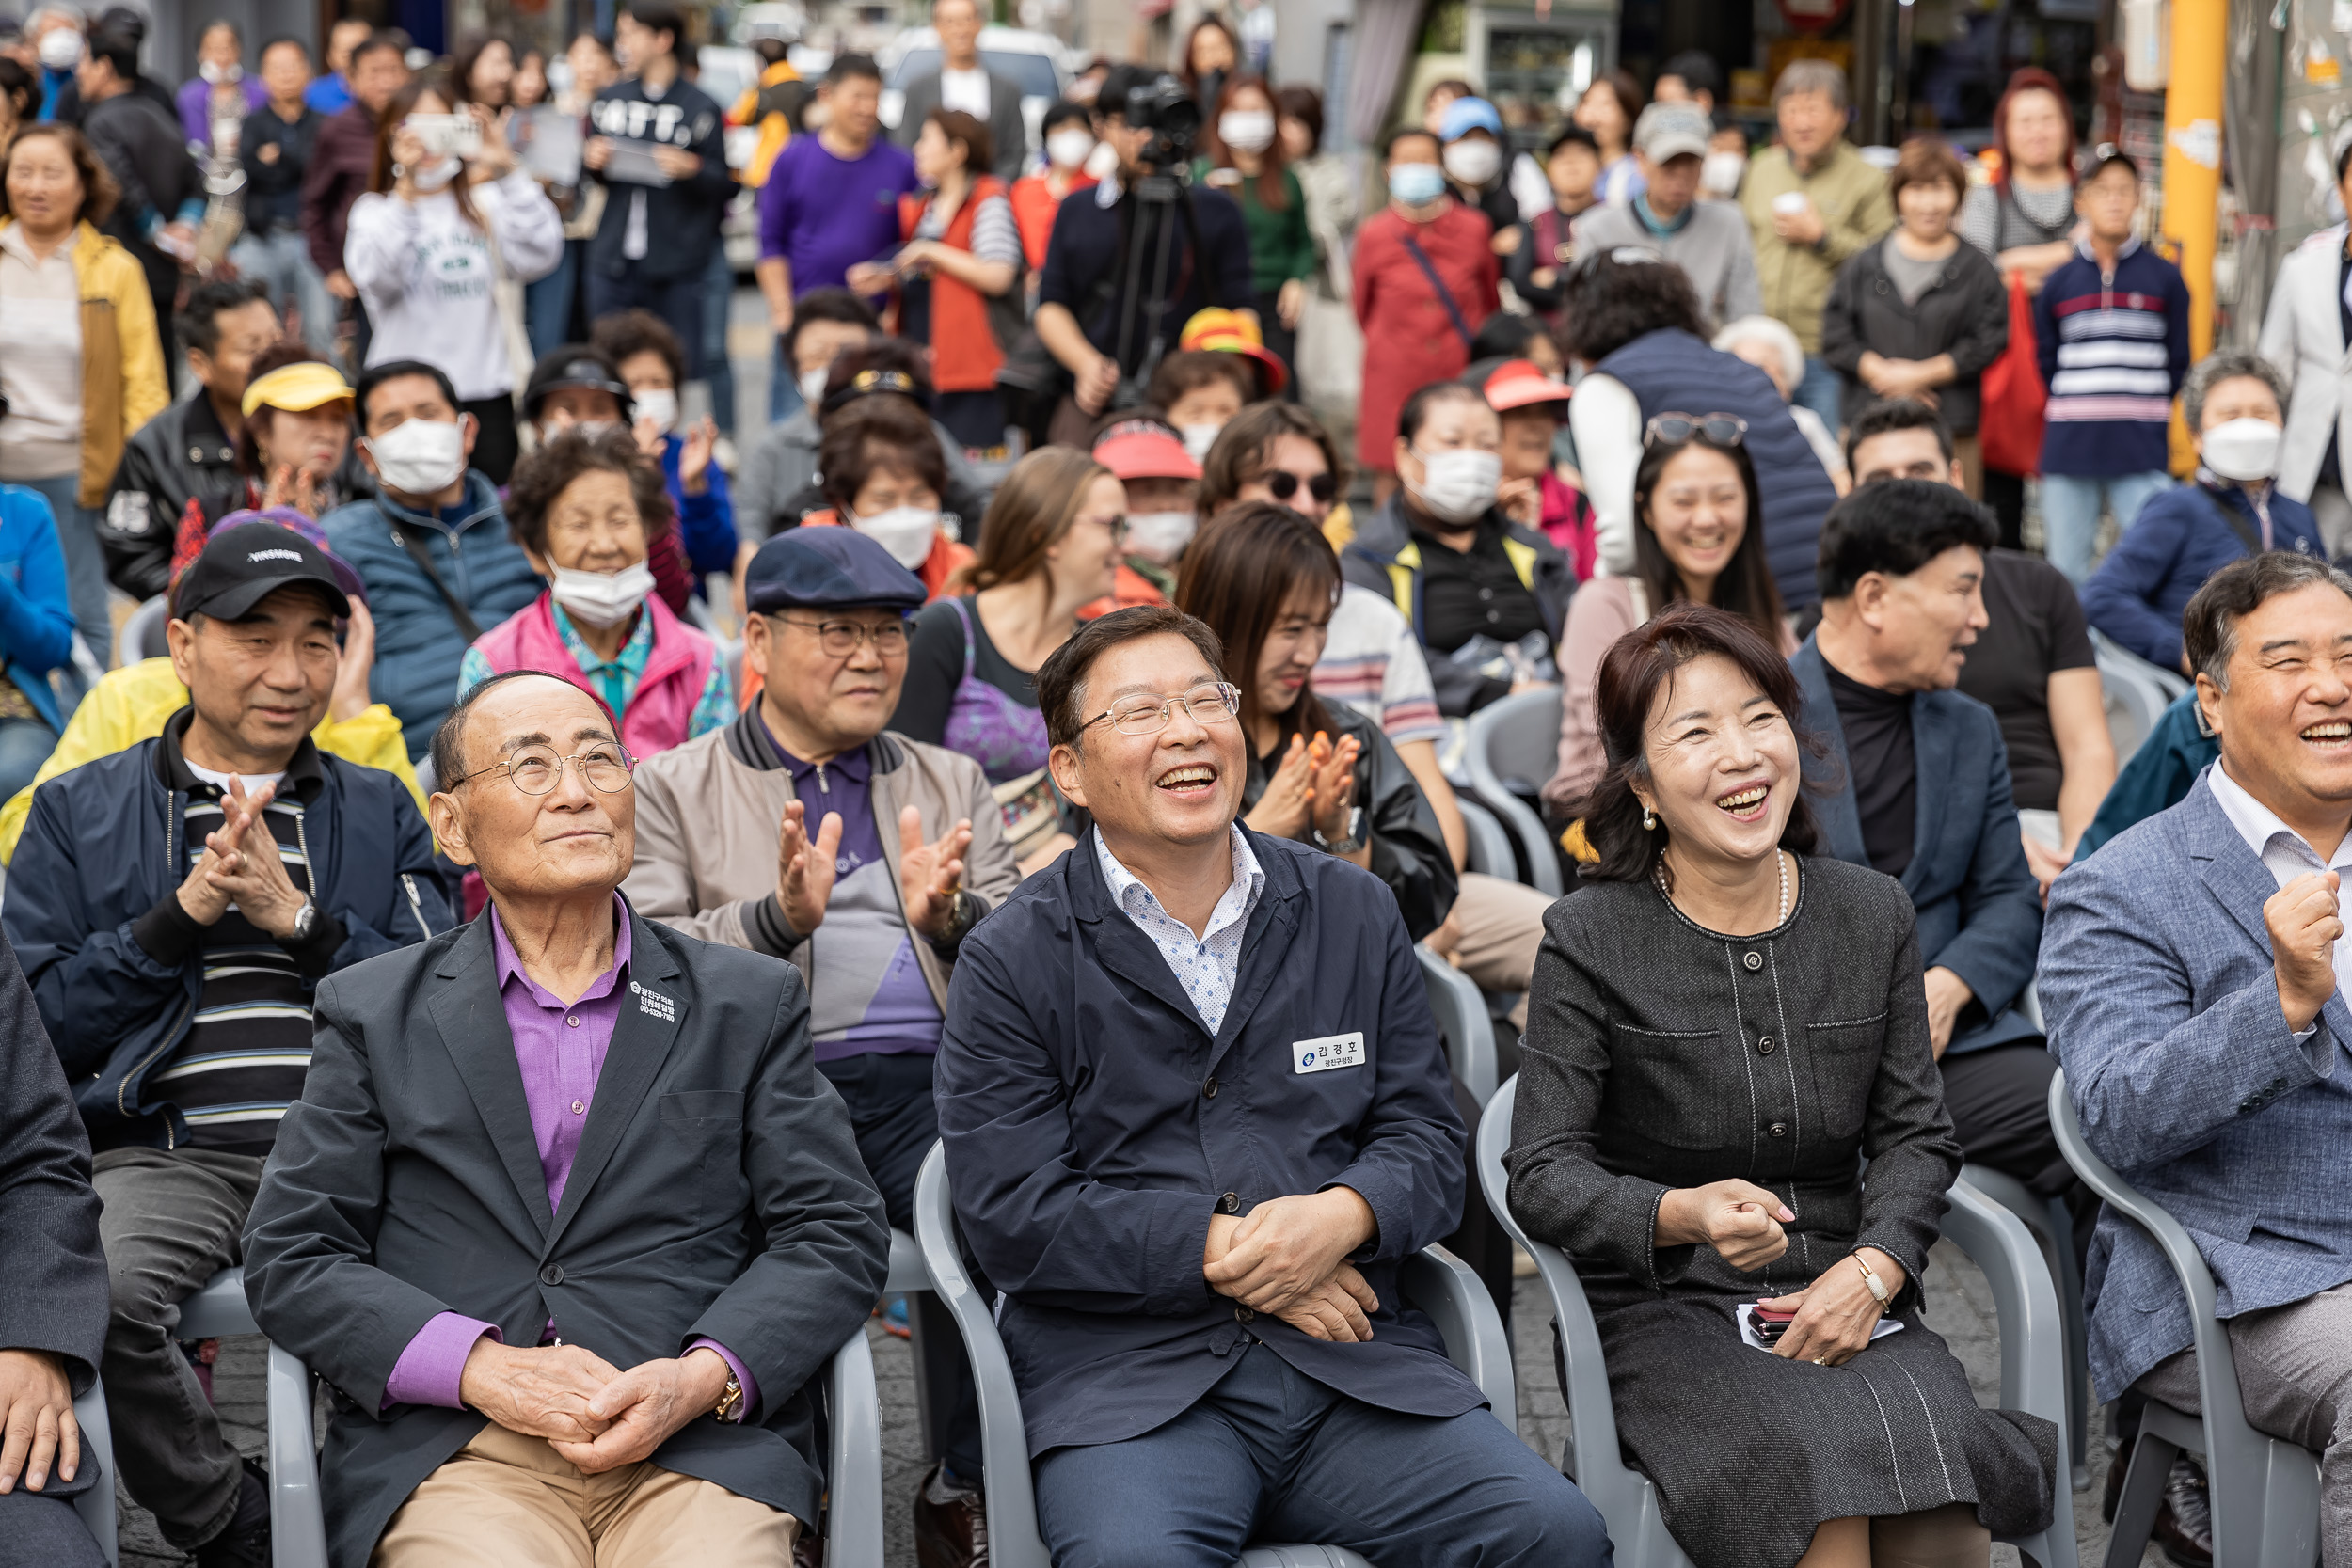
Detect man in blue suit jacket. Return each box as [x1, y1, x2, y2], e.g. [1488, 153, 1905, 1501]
[935, 606, 1610, 1568]
[1792, 482, 2069, 1226]
[2042, 553, 2352, 1556]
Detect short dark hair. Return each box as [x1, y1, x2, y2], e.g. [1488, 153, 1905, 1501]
[1470, 311, 1542, 363]
[1580, 601, 1821, 880]
[0, 58, 33, 124]
[1041, 99, 1090, 138]
[1093, 65, 1162, 122]
[259, 35, 311, 68]
[818, 399, 950, 515]
[825, 52, 882, 87]
[590, 308, 686, 390]
[623, 4, 687, 55]
[1037, 605, 1226, 750]
[1558, 252, 1706, 363]
[1383, 125, 1440, 163]
[783, 287, 880, 371]
[1658, 51, 1721, 100]
[1815, 479, 1998, 602]
[430, 669, 613, 799]
[1146, 351, 1254, 416]
[85, 28, 140, 86]
[821, 336, 934, 412]
[2182, 552, 2352, 689]
[1844, 397, 1954, 470]
[1197, 401, 1345, 518]
[1545, 124, 1599, 161]
[503, 426, 673, 559]
[183, 277, 276, 356]
[356, 359, 461, 430]
[351, 31, 406, 70]
[1398, 381, 1486, 445]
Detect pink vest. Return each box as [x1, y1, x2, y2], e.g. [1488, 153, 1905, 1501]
[472, 591, 717, 759]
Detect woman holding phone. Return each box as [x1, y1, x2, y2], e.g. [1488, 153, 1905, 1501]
[344, 74, 562, 483]
[1504, 603, 2058, 1568]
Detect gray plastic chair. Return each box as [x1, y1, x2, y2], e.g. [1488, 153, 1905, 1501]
[2090, 629, 2191, 704]
[910, 1141, 1517, 1568]
[1417, 943, 1499, 1105]
[1958, 1162, 2090, 1490]
[115, 595, 168, 671]
[1476, 1074, 2081, 1568]
[1454, 796, 1518, 883]
[2046, 1071, 2322, 1568]
[2093, 652, 2169, 765]
[69, 1374, 117, 1564]
[1460, 686, 1564, 896]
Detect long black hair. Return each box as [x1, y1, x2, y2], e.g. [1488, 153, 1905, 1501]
[1630, 432, 1785, 645]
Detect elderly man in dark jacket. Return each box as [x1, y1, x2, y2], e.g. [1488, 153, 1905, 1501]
[4, 526, 449, 1567]
[243, 669, 889, 1568]
[0, 937, 109, 1568]
[935, 605, 1610, 1568]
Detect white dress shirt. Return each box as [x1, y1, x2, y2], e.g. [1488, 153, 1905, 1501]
[2206, 759, 2352, 1015]
[939, 67, 990, 119]
[1094, 825, 1264, 1037]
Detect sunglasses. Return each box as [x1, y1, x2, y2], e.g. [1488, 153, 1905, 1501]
[1260, 468, 1339, 504]
[1644, 411, 1749, 448]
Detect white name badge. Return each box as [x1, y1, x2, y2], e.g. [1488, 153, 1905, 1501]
[1293, 1032, 1366, 1074]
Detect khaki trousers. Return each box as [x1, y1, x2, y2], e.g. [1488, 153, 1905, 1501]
[371, 1422, 799, 1568]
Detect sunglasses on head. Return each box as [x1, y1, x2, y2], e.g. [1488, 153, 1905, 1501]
[1644, 411, 1749, 448]
[1261, 469, 1339, 504]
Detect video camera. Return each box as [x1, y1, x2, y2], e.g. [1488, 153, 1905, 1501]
[1120, 73, 1200, 171]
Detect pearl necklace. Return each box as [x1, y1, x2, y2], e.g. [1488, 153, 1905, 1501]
[1654, 849, 1791, 928]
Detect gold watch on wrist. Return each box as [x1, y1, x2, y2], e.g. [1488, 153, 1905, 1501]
[712, 1371, 744, 1423]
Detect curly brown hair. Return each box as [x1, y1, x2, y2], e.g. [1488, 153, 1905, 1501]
[0, 123, 119, 229]
[503, 427, 674, 559]
[818, 400, 950, 517]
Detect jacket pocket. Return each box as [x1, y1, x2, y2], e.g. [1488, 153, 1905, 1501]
[658, 1090, 744, 1219]
[1802, 1012, 1885, 1141]
[658, 1089, 744, 1126]
[1606, 1024, 1746, 1151]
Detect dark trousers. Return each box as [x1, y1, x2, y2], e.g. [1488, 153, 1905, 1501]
[1983, 467, 2028, 552]
[1252, 288, 1296, 401]
[0, 1483, 105, 1568]
[1940, 1041, 2094, 1269]
[584, 266, 707, 381]
[816, 1049, 983, 1479]
[460, 396, 520, 488]
[1032, 1343, 1611, 1568]
[90, 1147, 263, 1548]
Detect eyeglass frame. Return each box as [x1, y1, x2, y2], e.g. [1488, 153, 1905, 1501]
[1076, 681, 1243, 737]
[770, 613, 914, 657]
[1643, 411, 1750, 449]
[1259, 467, 1340, 504]
[450, 742, 638, 796]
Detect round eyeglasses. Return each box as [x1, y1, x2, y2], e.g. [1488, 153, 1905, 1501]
[1079, 682, 1242, 736]
[453, 744, 636, 796]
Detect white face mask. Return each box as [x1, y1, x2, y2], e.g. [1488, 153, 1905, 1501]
[1407, 446, 1502, 525]
[2201, 417, 2283, 483]
[632, 387, 678, 434]
[1083, 138, 1120, 182]
[567, 418, 620, 441]
[411, 155, 461, 192]
[1178, 423, 1222, 464]
[37, 30, 81, 71]
[1701, 150, 1747, 198]
[797, 367, 830, 409]
[1125, 511, 1198, 566]
[363, 419, 468, 498]
[1218, 110, 1276, 154]
[851, 506, 940, 569]
[549, 562, 656, 628]
[1045, 128, 1095, 170]
[199, 60, 245, 85]
[1443, 139, 1502, 188]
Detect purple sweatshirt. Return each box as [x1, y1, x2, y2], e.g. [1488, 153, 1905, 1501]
[756, 130, 918, 294]
[178, 74, 268, 147]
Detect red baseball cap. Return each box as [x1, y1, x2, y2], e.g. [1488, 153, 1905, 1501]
[1482, 358, 1572, 414]
[1091, 418, 1201, 482]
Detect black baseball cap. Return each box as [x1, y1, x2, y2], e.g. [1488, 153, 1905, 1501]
[172, 524, 353, 623]
[521, 346, 633, 420]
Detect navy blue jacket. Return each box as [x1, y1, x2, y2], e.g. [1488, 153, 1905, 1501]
[4, 721, 450, 1150]
[2080, 480, 2324, 671]
[1594, 326, 1839, 610]
[2032, 239, 2193, 478]
[1793, 639, 2043, 1056]
[935, 827, 1484, 1456]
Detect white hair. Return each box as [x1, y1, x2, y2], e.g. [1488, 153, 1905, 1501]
[1712, 315, 1804, 397]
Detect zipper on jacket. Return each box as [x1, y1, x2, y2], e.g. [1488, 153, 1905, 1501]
[814, 761, 829, 794]
[402, 873, 435, 938]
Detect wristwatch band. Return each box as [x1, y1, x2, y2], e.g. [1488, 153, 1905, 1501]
[712, 1372, 743, 1423]
[1313, 805, 1366, 855]
[289, 899, 317, 944]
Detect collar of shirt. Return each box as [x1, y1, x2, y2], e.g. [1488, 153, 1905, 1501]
[491, 891, 634, 1006]
[0, 223, 68, 268]
[161, 705, 325, 802]
[761, 721, 874, 790]
[550, 597, 655, 715]
[2075, 233, 2144, 265]
[2209, 760, 2352, 881]
[1632, 194, 1693, 238]
[1092, 823, 1264, 1034]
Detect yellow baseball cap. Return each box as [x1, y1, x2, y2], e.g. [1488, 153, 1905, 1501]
[1178, 308, 1289, 395]
[241, 361, 356, 419]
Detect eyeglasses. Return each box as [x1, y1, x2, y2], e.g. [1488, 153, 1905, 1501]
[1078, 512, 1131, 542]
[1260, 469, 1339, 504]
[776, 616, 911, 657]
[453, 743, 636, 796]
[1644, 411, 1749, 448]
[1080, 682, 1242, 736]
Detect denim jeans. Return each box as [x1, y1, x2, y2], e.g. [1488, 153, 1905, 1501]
[768, 336, 804, 425]
[1795, 354, 1846, 434]
[584, 266, 707, 380]
[0, 713, 56, 800]
[229, 227, 336, 352]
[701, 247, 738, 437]
[2040, 470, 2172, 584]
[524, 240, 580, 360]
[19, 471, 112, 668]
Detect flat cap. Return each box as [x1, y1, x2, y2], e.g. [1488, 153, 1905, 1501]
[744, 527, 926, 614]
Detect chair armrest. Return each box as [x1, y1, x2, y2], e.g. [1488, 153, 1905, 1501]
[912, 1141, 1050, 1568]
[1416, 944, 1498, 1105]
[1399, 1244, 1515, 1423]
[267, 1344, 329, 1567]
[884, 1227, 927, 1297]
[70, 1377, 116, 1563]
[1942, 1178, 2069, 1430]
[825, 1328, 885, 1568]
[1454, 797, 1517, 883]
[181, 1268, 258, 1339]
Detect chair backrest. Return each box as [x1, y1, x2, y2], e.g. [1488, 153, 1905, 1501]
[117, 595, 168, 671]
[1454, 796, 1517, 883]
[1415, 943, 1498, 1104]
[1462, 686, 1565, 897]
[70, 1376, 117, 1563]
[2095, 653, 2167, 763]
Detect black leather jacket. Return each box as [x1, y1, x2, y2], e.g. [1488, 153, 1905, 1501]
[101, 396, 246, 601]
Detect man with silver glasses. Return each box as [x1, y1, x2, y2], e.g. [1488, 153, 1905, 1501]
[623, 527, 1018, 1564]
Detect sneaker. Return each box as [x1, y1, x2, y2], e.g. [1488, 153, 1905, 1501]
[192, 1457, 271, 1568]
[913, 1461, 987, 1568]
[881, 1296, 912, 1338]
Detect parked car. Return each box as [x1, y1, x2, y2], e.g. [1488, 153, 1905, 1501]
[876, 24, 1070, 169]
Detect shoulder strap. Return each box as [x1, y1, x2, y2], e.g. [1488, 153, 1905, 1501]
[388, 514, 483, 644]
[2195, 486, 2263, 558]
[1400, 230, 1475, 351]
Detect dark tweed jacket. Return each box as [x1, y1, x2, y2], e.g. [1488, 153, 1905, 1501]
[1504, 854, 1963, 1312]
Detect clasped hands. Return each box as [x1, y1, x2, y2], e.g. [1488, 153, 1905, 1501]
[457, 1338, 731, 1475]
[1657, 1181, 1905, 1367]
[174, 778, 310, 938]
[1202, 1187, 1380, 1344]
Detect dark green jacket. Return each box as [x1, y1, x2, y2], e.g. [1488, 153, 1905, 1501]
[1197, 160, 1315, 294]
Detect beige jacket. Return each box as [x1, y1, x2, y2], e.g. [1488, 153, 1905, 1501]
[623, 711, 1021, 1008]
[1739, 141, 1896, 354]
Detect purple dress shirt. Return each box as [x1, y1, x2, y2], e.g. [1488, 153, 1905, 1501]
[382, 897, 757, 1418]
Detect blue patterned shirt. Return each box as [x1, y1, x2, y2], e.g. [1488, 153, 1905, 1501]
[1093, 825, 1263, 1037]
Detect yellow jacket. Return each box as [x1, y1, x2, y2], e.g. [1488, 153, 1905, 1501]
[732, 60, 804, 188]
[0, 657, 427, 863]
[0, 221, 172, 507]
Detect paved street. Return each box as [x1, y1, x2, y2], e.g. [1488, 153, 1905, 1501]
[116, 1243, 2151, 1566]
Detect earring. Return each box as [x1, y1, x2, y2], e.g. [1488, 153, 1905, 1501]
[1642, 807, 1657, 831]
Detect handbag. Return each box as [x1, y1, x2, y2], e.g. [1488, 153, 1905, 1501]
[1978, 272, 2046, 477]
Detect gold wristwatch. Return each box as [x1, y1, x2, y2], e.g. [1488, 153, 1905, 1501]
[712, 1371, 744, 1423]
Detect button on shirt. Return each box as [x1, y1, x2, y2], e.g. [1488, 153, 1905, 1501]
[2208, 759, 2352, 1018]
[1095, 825, 1263, 1036]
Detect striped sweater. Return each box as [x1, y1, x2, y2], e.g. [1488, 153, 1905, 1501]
[2032, 236, 2192, 477]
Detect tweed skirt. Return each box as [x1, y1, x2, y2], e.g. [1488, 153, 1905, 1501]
[1590, 1291, 2058, 1568]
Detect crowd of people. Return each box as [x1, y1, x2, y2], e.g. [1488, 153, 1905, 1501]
[0, 8, 2347, 1568]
